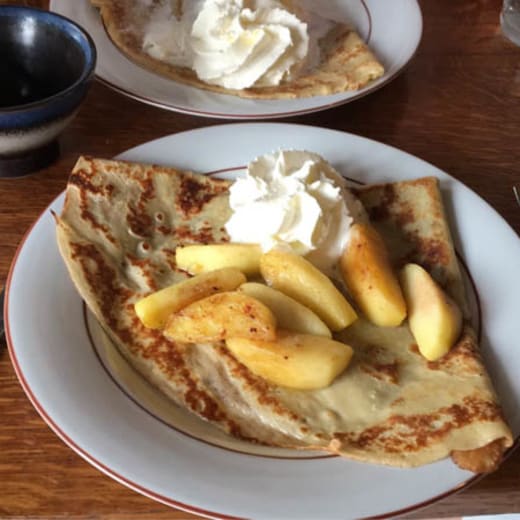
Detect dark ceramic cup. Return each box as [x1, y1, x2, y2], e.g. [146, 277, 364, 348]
[0, 6, 96, 177]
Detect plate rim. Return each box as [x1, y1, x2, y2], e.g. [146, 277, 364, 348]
[49, 0, 423, 119]
[5, 123, 520, 519]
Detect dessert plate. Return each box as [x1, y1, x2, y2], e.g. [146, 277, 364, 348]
[6, 124, 520, 519]
[49, 0, 422, 119]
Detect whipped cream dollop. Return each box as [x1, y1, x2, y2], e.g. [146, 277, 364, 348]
[142, 0, 334, 90]
[225, 150, 366, 275]
[142, 0, 203, 68]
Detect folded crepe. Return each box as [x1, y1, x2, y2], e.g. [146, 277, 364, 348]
[90, 0, 385, 99]
[55, 156, 513, 471]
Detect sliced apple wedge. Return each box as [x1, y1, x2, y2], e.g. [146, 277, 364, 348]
[238, 282, 331, 338]
[164, 291, 276, 343]
[340, 223, 407, 327]
[176, 243, 262, 276]
[260, 250, 357, 331]
[226, 331, 353, 390]
[134, 267, 246, 329]
[400, 263, 462, 361]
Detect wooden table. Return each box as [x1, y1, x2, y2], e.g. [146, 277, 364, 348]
[1, 0, 519, 518]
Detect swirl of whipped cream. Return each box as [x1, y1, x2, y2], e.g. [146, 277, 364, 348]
[191, 0, 309, 90]
[225, 150, 367, 275]
[142, 1, 202, 68]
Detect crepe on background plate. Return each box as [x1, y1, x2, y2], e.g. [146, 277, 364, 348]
[90, 0, 385, 99]
[55, 156, 513, 471]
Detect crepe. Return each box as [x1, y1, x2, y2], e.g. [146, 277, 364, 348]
[90, 0, 385, 99]
[55, 156, 513, 471]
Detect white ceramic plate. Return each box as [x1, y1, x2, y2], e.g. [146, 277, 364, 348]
[49, 0, 422, 119]
[6, 124, 520, 520]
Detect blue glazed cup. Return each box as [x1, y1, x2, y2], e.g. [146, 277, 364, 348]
[0, 6, 96, 176]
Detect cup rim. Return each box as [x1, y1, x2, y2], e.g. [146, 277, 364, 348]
[0, 5, 97, 114]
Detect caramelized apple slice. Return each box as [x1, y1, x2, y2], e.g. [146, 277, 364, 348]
[400, 263, 462, 361]
[134, 268, 246, 329]
[164, 291, 276, 343]
[260, 250, 357, 331]
[226, 331, 353, 390]
[176, 243, 262, 276]
[238, 282, 331, 337]
[340, 223, 406, 327]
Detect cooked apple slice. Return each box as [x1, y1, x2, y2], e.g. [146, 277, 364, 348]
[260, 250, 357, 331]
[340, 223, 406, 327]
[176, 243, 262, 276]
[238, 282, 331, 338]
[164, 291, 276, 343]
[226, 331, 353, 390]
[134, 268, 246, 329]
[400, 263, 462, 361]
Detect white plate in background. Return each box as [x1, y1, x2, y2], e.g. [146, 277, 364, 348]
[49, 0, 422, 119]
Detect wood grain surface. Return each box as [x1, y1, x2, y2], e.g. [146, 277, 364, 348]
[0, 0, 519, 518]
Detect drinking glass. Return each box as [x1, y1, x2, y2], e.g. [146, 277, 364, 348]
[501, 0, 520, 45]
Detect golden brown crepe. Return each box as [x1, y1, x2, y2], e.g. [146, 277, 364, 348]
[55, 156, 513, 471]
[90, 0, 385, 99]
